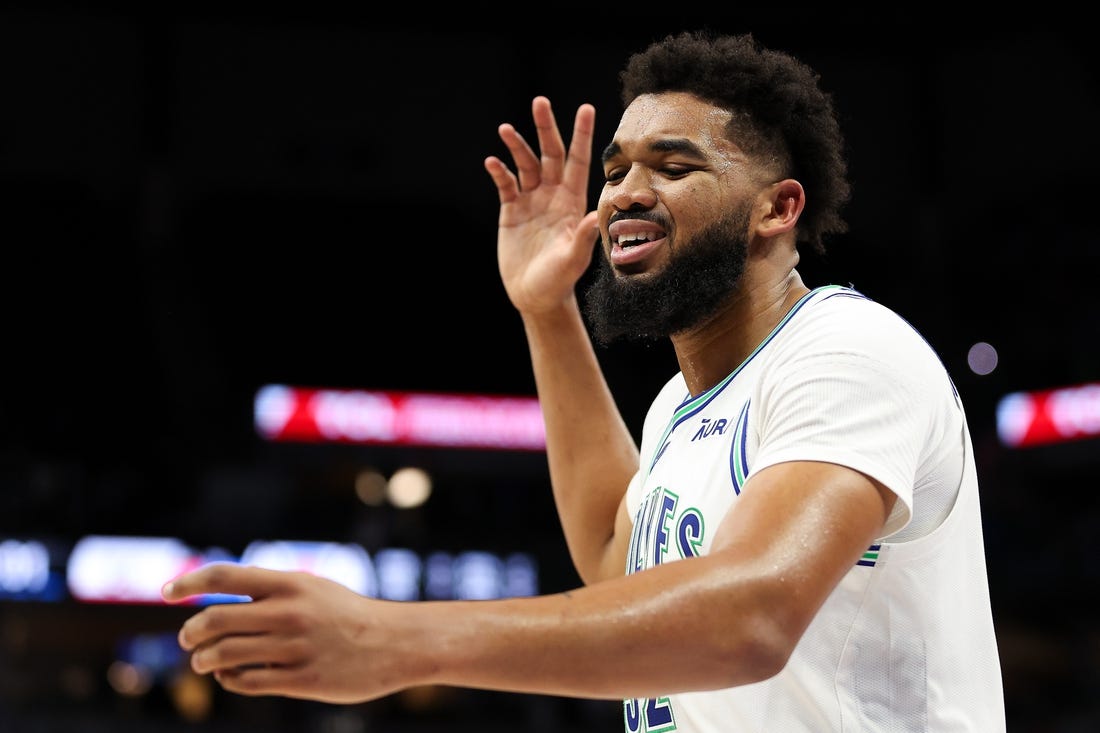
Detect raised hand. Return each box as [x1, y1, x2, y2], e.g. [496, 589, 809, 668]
[484, 96, 601, 315]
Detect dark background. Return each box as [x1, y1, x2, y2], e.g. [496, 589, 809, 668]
[1, 6, 1098, 732]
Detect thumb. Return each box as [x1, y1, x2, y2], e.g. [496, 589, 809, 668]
[575, 210, 600, 252]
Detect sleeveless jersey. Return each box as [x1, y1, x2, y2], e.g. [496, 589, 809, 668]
[622, 285, 1005, 732]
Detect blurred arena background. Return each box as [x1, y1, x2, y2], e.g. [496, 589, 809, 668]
[1, 6, 1098, 732]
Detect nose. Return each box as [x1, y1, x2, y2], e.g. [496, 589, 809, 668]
[607, 166, 658, 212]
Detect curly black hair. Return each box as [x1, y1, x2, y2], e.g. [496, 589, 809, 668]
[618, 30, 850, 254]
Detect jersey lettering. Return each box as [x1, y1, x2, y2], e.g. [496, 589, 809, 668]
[624, 695, 676, 732]
[691, 417, 728, 441]
[677, 508, 704, 559]
[652, 493, 676, 567]
[623, 488, 707, 731]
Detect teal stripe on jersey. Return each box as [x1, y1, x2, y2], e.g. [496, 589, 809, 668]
[644, 285, 847, 481]
[729, 399, 751, 494]
[857, 544, 881, 567]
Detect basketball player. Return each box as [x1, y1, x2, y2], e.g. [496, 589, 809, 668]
[164, 30, 1006, 731]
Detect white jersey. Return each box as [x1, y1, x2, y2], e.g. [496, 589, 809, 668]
[622, 285, 1005, 732]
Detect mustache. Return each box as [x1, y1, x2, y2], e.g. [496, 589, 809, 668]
[607, 211, 669, 229]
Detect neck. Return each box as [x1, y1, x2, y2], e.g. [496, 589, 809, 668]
[670, 269, 810, 396]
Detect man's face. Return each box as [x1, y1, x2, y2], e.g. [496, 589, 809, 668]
[583, 206, 752, 344]
[584, 92, 764, 344]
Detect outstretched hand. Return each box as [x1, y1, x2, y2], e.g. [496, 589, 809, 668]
[162, 102, 608, 706]
[163, 564, 427, 704]
[484, 96, 601, 315]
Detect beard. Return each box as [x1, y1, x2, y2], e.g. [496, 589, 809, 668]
[582, 204, 751, 346]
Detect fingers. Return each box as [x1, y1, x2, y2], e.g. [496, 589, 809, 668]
[483, 154, 519, 204]
[213, 663, 327, 702]
[575, 210, 601, 251]
[162, 563, 284, 604]
[535, 96, 596, 192]
[563, 102, 596, 194]
[188, 629, 299, 674]
[211, 665, 297, 698]
[507, 114, 545, 193]
[485, 96, 595, 201]
[177, 598, 281, 652]
[211, 665, 279, 698]
[531, 96, 566, 185]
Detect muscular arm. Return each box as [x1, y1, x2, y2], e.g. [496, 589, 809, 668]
[434, 460, 895, 698]
[522, 301, 639, 584]
[484, 97, 638, 583]
[166, 459, 894, 703]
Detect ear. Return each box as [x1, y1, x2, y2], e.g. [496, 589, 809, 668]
[756, 179, 805, 237]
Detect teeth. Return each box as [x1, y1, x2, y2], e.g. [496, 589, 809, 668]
[616, 232, 660, 247]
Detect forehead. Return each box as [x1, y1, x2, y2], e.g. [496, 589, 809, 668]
[611, 91, 737, 155]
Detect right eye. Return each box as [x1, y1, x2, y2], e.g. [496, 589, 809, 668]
[659, 165, 694, 178]
[604, 167, 626, 183]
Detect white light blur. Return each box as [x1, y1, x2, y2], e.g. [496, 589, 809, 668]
[967, 341, 999, 376]
[253, 384, 295, 438]
[375, 548, 422, 601]
[452, 551, 503, 600]
[387, 467, 432, 508]
[66, 535, 193, 603]
[240, 541, 376, 597]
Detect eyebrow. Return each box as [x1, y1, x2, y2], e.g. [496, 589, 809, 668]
[601, 138, 708, 164]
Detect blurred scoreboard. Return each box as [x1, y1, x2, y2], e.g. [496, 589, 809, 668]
[0, 535, 537, 605]
[996, 381, 1100, 448]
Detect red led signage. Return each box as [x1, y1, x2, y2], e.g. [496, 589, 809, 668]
[996, 382, 1100, 447]
[253, 385, 546, 450]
